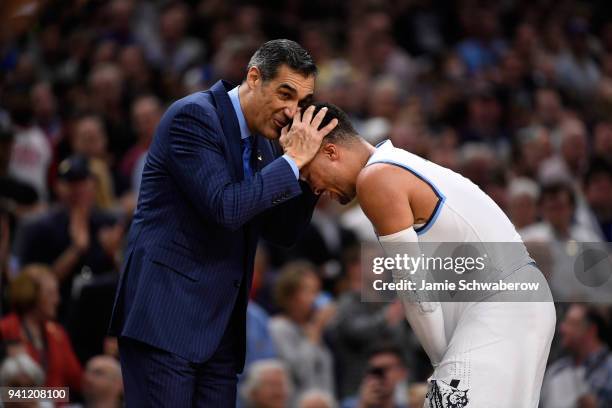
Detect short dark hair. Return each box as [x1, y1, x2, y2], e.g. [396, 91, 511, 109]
[365, 342, 406, 366]
[539, 181, 575, 208]
[584, 156, 612, 186]
[247, 39, 317, 81]
[574, 303, 610, 344]
[311, 102, 360, 144]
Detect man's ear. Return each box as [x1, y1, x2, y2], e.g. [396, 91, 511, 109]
[245, 66, 261, 90]
[323, 143, 338, 160]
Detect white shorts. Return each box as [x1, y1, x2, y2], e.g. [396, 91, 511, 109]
[424, 266, 556, 408]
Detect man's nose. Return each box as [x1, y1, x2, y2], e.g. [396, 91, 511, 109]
[284, 102, 299, 119]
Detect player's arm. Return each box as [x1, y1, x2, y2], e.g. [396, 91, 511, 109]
[356, 163, 448, 366]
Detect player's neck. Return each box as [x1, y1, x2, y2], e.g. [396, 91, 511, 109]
[356, 139, 377, 170]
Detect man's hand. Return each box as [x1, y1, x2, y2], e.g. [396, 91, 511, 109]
[280, 105, 338, 169]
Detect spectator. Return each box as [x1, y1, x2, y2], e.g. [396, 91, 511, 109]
[0, 264, 82, 392]
[14, 155, 121, 321]
[0, 352, 45, 387]
[269, 261, 336, 397]
[507, 178, 540, 230]
[521, 182, 600, 243]
[7, 102, 52, 202]
[583, 158, 612, 241]
[120, 95, 162, 181]
[541, 304, 612, 408]
[0, 113, 39, 211]
[327, 246, 422, 399]
[240, 359, 292, 408]
[341, 343, 409, 408]
[593, 120, 612, 162]
[70, 115, 116, 209]
[81, 355, 123, 408]
[141, 2, 203, 76]
[31, 81, 63, 147]
[298, 389, 338, 408]
[520, 182, 603, 299]
[555, 18, 601, 101]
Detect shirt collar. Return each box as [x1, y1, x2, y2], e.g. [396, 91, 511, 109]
[228, 86, 251, 140]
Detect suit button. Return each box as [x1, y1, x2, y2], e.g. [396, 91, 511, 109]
[233, 279, 240, 288]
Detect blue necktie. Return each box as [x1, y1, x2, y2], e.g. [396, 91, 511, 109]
[241, 135, 254, 179]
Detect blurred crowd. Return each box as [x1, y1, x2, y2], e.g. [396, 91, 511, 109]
[1, 0, 612, 406]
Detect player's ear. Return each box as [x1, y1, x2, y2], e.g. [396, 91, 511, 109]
[323, 143, 338, 160]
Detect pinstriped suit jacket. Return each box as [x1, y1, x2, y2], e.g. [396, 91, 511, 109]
[109, 80, 317, 370]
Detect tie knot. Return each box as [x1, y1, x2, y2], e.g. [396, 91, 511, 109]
[242, 135, 254, 146]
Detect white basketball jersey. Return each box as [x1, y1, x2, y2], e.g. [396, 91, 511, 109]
[366, 140, 523, 243]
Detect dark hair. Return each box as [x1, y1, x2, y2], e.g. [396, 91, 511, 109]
[365, 342, 406, 367]
[311, 102, 359, 144]
[539, 181, 576, 208]
[247, 39, 317, 81]
[584, 156, 612, 186]
[574, 303, 610, 344]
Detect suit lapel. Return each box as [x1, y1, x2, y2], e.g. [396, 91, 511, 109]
[210, 80, 244, 181]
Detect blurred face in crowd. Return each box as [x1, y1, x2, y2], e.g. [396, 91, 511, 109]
[508, 193, 538, 230]
[585, 171, 612, 214]
[288, 271, 320, 323]
[73, 117, 108, 159]
[35, 273, 59, 321]
[560, 304, 592, 353]
[594, 121, 612, 158]
[83, 356, 122, 403]
[520, 128, 553, 176]
[364, 352, 407, 400]
[160, 4, 188, 44]
[132, 96, 162, 143]
[31, 82, 57, 122]
[243, 64, 315, 140]
[56, 178, 96, 210]
[535, 89, 563, 127]
[560, 120, 588, 174]
[540, 189, 574, 233]
[249, 367, 290, 408]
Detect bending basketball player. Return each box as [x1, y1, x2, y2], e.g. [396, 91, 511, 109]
[292, 102, 556, 408]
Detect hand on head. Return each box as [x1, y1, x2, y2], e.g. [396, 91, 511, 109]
[280, 105, 338, 169]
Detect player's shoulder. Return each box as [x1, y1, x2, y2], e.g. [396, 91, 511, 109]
[356, 162, 409, 216]
[357, 161, 403, 196]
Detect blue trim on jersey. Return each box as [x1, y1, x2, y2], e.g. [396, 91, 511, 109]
[366, 159, 446, 235]
[375, 139, 389, 148]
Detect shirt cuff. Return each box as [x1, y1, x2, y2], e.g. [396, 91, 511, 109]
[282, 154, 299, 179]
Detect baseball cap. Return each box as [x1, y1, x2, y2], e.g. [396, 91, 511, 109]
[57, 155, 92, 182]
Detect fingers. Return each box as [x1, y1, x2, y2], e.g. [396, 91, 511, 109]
[318, 118, 338, 137]
[310, 106, 328, 130]
[301, 105, 316, 125]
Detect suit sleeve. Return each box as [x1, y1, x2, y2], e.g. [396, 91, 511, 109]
[166, 103, 302, 231]
[260, 180, 318, 248]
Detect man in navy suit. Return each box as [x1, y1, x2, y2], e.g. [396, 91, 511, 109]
[109, 39, 338, 406]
